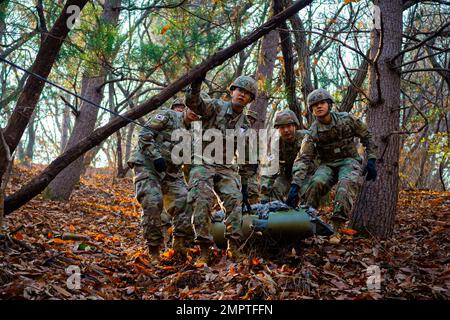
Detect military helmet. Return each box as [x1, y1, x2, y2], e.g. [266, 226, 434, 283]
[171, 97, 186, 110]
[246, 109, 258, 121]
[274, 109, 300, 128]
[307, 88, 333, 111]
[229, 75, 257, 100]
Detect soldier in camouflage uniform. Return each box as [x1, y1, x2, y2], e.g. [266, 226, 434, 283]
[159, 97, 188, 229]
[260, 110, 313, 203]
[286, 88, 378, 244]
[171, 97, 187, 112]
[185, 75, 258, 263]
[127, 106, 200, 263]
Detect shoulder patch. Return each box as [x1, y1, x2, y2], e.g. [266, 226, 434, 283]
[155, 114, 166, 121]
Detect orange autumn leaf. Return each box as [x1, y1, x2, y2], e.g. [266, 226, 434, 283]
[340, 228, 358, 236]
[161, 24, 170, 35]
[162, 266, 175, 271]
[14, 232, 24, 240]
[194, 262, 206, 268]
[189, 247, 200, 254]
[95, 233, 106, 241]
[50, 238, 71, 245]
[161, 248, 175, 260]
[47, 232, 53, 239]
[69, 225, 75, 232]
[251, 257, 261, 266]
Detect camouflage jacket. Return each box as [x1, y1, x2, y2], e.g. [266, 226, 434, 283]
[261, 129, 309, 180]
[127, 108, 187, 172]
[185, 89, 256, 183]
[292, 111, 378, 185]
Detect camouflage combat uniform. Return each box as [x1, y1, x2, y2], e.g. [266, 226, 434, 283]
[261, 129, 312, 203]
[292, 107, 377, 221]
[185, 76, 257, 245]
[127, 108, 193, 248]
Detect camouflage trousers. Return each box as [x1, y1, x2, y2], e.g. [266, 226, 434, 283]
[260, 174, 311, 203]
[133, 165, 193, 247]
[247, 174, 260, 204]
[187, 164, 243, 245]
[304, 158, 363, 221]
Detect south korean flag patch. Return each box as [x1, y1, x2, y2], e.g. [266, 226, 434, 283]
[155, 114, 166, 121]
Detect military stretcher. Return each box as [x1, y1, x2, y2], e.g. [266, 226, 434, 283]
[210, 201, 334, 247]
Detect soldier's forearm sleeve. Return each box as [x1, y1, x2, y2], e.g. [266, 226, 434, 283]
[292, 136, 316, 186]
[138, 126, 162, 160]
[352, 115, 378, 160]
[260, 175, 275, 197]
[185, 78, 211, 117]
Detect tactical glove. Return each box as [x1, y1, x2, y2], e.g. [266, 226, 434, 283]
[285, 183, 300, 208]
[153, 158, 167, 173]
[364, 158, 377, 181]
[241, 184, 252, 213]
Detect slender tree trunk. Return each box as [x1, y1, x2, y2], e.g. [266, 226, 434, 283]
[1, 0, 89, 156]
[16, 141, 25, 163]
[351, 0, 403, 238]
[81, 145, 102, 176]
[0, 128, 11, 231]
[250, 7, 279, 129]
[438, 159, 447, 191]
[124, 123, 134, 162]
[116, 129, 129, 178]
[288, 9, 314, 104]
[274, 0, 301, 121]
[340, 57, 369, 112]
[45, 0, 121, 200]
[60, 104, 71, 152]
[24, 112, 37, 168]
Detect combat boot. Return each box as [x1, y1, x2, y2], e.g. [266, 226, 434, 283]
[147, 245, 161, 265]
[226, 239, 244, 261]
[172, 236, 188, 261]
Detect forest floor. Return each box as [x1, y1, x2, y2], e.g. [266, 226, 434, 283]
[1, 165, 449, 300]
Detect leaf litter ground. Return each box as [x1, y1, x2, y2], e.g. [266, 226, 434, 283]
[1, 165, 448, 300]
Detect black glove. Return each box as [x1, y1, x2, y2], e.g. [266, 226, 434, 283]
[285, 184, 300, 208]
[241, 184, 252, 213]
[153, 158, 167, 173]
[250, 164, 258, 175]
[363, 158, 377, 181]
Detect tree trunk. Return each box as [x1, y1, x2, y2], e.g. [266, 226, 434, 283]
[250, 7, 279, 129]
[340, 57, 369, 112]
[1, 0, 89, 156]
[351, 0, 403, 238]
[45, 0, 121, 201]
[60, 103, 71, 152]
[4, 0, 315, 214]
[0, 128, 11, 230]
[288, 9, 314, 104]
[24, 111, 37, 168]
[274, 0, 302, 122]
[116, 129, 129, 178]
[45, 76, 105, 199]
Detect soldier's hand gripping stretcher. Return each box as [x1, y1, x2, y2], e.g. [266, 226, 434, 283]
[285, 183, 300, 208]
